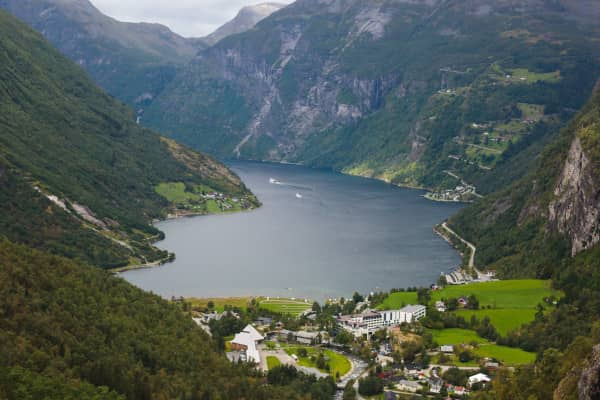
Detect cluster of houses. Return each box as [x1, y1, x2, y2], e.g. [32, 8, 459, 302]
[337, 305, 427, 338]
[444, 268, 496, 285]
[426, 184, 478, 202]
[389, 371, 491, 396]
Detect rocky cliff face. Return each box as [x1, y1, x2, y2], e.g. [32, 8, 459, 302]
[549, 137, 600, 256]
[577, 344, 600, 400]
[145, 0, 600, 191]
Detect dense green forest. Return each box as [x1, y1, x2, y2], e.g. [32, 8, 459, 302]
[0, 10, 257, 269]
[0, 240, 338, 400]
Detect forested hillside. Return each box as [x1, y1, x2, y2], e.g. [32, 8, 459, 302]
[0, 10, 257, 269]
[447, 86, 600, 399]
[145, 0, 600, 195]
[0, 241, 337, 400]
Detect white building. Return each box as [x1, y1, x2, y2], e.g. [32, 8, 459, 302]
[468, 373, 491, 387]
[435, 301, 446, 312]
[337, 305, 427, 337]
[230, 325, 264, 364]
[440, 345, 454, 353]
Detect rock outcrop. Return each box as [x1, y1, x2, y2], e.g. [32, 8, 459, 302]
[577, 345, 600, 400]
[549, 137, 600, 256]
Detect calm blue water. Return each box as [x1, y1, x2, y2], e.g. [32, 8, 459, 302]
[121, 161, 463, 300]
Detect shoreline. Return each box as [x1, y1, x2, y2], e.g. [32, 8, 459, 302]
[110, 204, 261, 274]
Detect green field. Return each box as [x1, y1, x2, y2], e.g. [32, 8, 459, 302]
[267, 356, 281, 370]
[431, 329, 487, 345]
[284, 346, 351, 378]
[205, 199, 222, 213]
[378, 291, 418, 309]
[431, 280, 559, 309]
[508, 68, 561, 84]
[455, 309, 537, 336]
[187, 297, 250, 312]
[259, 298, 312, 316]
[476, 344, 536, 365]
[381, 280, 559, 311]
[518, 103, 545, 121]
[430, 329, 535, 365]
[155, 182, 200, 203]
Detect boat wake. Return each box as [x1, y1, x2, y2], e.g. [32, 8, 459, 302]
[269, 177, 314, 191]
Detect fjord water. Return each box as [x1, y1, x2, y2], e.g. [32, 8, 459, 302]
[121, 162, 463, 300]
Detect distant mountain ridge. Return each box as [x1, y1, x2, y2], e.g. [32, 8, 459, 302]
[144, 0, 600, 196]
[203, 2, 286, 46]
[0, 0, 205, 106]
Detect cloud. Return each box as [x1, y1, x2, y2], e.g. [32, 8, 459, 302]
[91, 0, 294, 37]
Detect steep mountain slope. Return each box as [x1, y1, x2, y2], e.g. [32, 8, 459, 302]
[0, 10, 257, 269]
[447, 88, 600, 399]
[449, 83, 600, 278]
[0, 0, 204, 106]
[203, 3, 286, 46]
[146, 0, 600, 194]
[0, 241, 325, 399]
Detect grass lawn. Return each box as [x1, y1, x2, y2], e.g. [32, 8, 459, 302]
[187, 297, 250, 312]
[155, 182, 200, 203]
[284, 346, 351, 378]
[455, 309, 537, 336]
[267, 356, 281, 370]
[476, 345, 536, 365]
[205, 199, 221, 213]
[431, 280, 560, 309]
[430, 329, 535, 365]
[431, 353, 479, 368]
[259, 298, 312, 316]
[431, 329, 487, 345]
[378, 292, 418, 310]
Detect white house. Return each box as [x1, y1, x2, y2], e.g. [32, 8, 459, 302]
[468, 373, 491, 387]
[435, 301, 446, 312]
[440, 345, 454, 353]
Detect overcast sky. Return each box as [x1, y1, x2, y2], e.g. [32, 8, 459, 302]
[91, 0, 294, 38]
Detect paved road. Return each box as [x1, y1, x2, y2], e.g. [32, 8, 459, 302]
[442, 222, 477, 271]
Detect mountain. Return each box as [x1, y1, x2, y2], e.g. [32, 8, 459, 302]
[446, 87, 600, 398]
[145, 0, 600, 195]
[449, 82, 600, 279]
[0, 9, 257, 270]
[203, 3, 286, 46]
[0, 0, 204, 106]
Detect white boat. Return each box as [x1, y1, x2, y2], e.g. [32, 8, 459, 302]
[269, 178, 281, 184]
[296, 193, 303, 199]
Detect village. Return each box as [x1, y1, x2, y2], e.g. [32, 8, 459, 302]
[177, 273, 551, 400]
[171, 224, 558, 399]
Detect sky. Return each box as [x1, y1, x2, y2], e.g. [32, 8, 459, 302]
[91, 0, 294, 38]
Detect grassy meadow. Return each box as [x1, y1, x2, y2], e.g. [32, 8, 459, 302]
[431, 329, 535, 365]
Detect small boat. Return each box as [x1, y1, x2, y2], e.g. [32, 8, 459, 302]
[269, 178, 281, 184]
[296, 193, 303, 199]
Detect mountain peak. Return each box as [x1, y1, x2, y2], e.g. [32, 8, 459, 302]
[203, 2, 286, 45]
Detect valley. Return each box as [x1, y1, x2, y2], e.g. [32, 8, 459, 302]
[0, 0, 600, 399]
